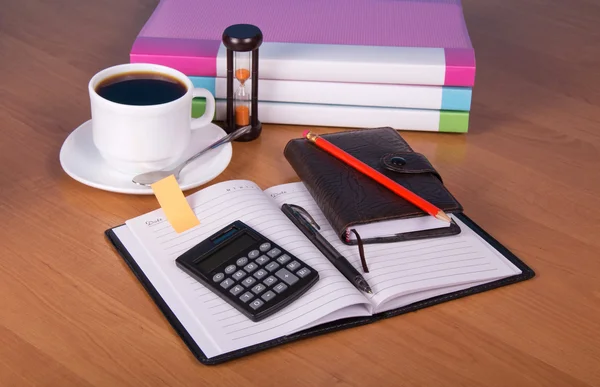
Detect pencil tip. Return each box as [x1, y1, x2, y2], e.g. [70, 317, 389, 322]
[435, 211, 452, 223]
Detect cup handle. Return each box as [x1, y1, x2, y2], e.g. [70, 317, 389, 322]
[190, 88, 216, 130]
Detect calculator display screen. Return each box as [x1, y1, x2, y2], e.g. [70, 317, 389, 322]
[197, 232, 257, 273]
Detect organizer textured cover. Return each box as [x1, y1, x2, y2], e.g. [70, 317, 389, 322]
[284, 127, 463, 244]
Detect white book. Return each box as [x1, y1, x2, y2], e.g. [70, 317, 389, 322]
[191, 99, 470, 133]
[189, 76, 472, 111]
[106, 180, 532, 364]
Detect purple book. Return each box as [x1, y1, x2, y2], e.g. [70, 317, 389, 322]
[130, 0, 475, 86]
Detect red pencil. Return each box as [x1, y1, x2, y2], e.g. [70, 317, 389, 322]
[303, 130, 452, 223]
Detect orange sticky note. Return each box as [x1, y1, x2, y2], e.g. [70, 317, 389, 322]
[150, 175, 200, 233]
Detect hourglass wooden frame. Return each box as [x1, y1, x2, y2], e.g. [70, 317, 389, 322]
[222, 24, 263, 141]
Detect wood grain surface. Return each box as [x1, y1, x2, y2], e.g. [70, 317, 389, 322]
[1, 0, 599, 385]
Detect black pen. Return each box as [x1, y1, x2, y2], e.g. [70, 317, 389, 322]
[281, 203, 373, 295]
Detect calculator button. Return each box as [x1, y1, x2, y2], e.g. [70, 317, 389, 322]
[229, 285, 244, 296]
[239, 292, 254, 303]
[242, 277, 256, 287]
[232, 270, 247, 281]
[249, 299, 264, 310]
[263, 276, 277, 286]
[220, 278, 235, 289]
[286, 261, 301, 271]
[261, 291, 276, 302]
[236, 257, 248, 266]
[243, 262, 258, 273]
[248, 249, 260, 259]
[259, 242, 271, 252]
[276, 254, 291, 264]
[253, 269, 268, 280]
[275, 268, 299, 286]
[296, 268, 311, 278]
[212, 273, 225, 282]
[265, 262, 280, 272]
[251, 284, 266, 294]
[224, 265, 236, 274]
[266, 248, 281, 258]
[273, 283, 288, 293]
[255, 255, 270, 265]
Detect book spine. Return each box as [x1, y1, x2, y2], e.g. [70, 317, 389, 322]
[130, 38, 475, 87]
[189, 76, 472, 111]
[191, 99, 469, 133]
[130, 37, 221, 76]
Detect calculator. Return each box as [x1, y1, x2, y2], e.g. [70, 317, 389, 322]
[175, 220, 319, 322]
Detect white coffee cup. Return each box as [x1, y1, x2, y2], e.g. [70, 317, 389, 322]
[88, 63, 216, 175]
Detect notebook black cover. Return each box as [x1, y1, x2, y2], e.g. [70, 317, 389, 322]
[104, 213, 535, 365]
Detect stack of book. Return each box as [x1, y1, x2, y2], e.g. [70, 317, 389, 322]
[130, 0, 475, 133]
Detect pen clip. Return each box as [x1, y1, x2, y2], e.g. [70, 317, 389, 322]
[288, 204, 320, 231]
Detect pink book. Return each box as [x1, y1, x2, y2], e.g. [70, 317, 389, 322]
[130, 0, 475, 86]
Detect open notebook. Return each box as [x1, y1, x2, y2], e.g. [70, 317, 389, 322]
[106, 180, 534, 364]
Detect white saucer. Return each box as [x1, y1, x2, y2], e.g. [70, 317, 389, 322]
[59, 120, 232, 195]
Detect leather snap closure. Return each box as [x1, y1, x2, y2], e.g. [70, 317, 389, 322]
[381, 153, 411, 172]
[380, 152, 444, 181]
[390, 156, 406, 166]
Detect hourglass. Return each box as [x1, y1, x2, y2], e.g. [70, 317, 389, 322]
[222, 24, 263, 141]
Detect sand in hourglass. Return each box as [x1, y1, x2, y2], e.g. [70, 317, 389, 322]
[235, 68, 251, 126]
[235, 68, 250, 83]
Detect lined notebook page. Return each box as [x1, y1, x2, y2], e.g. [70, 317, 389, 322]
[124, 180, 371, 356]
[265, 182, 521, 314]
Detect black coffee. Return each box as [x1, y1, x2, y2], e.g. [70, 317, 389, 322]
[95, 71, 187, 105]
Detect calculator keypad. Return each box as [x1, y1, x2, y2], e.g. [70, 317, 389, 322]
[249, 299, 264, 310]
[256, 255, 270, 265]
[232, 270, 246, 281]
[266, 248, 281, 258]
[253, 269, 268, 279]
[261, 291, 276, 302]
[286, 261, 301, 271]
[213, 273, 225, 282]
[229, 285, 244, 296]
[276, 254, 291, 265]
[273, 283, 288, 293]
[178, 223, 319, 322]
[223, 249, 312, 308]
[242, 277, 256, 287]
[251, 284, 266, 294]
[221, 251, 312, 306]
[275, 268, 299, 286]
[239, 292, 254, 303]
[220, 278, 235, 289]
[296, 268, 311, 278]
[265, 262, 280, 272]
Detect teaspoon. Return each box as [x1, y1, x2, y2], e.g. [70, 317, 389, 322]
[132, 125, 252, 186]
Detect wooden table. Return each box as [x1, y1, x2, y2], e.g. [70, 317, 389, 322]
[1, 0, 599, 385]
